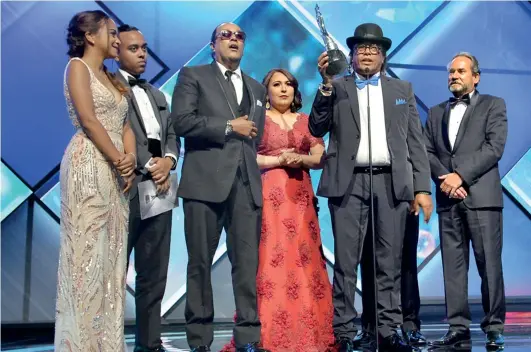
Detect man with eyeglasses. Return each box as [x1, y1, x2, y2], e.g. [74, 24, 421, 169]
[309, 23, 432, 352]
[170, 22, 268, 352]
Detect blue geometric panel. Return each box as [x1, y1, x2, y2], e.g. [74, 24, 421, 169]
[502, 148, 531, 216]
[388, 1, 531, 71]
[294, 0, 444, 55]
[40, 182, 61, 217]
[390, 67, 531, 177]
[1, 162, 32, 221]
[28, 202, 61, 322]
[1, 201, 29, 323]
[417, 250, 444, 300]
[102, 1, 254, 86]
[1, 1, 103, 186]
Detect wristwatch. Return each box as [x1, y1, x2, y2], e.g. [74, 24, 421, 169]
[166, 156, 177, 170]
[225, 120, 233, 136]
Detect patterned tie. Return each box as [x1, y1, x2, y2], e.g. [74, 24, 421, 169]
[355, 75, 380, 90]
[225, 70, 237, 99]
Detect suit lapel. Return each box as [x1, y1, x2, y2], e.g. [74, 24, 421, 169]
[242, 74, 256, 121]
[343, 75, 361, 132]
[441, 103, 452, 152]
[380, 76, 393, 135]
[210, 61, 239, 119]
[117, 71, 147, 135]
[452, 92, 479, 152]
[144, 87, 163, 128]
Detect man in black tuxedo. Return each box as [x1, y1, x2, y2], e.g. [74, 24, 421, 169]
[425, 52, 507, 350]
[309, 23, 433, 352]
[116, 25, 180, 352]
[170, 22, 268, 352]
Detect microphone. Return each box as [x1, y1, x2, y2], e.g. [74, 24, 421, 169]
[364, 66, 380, 351]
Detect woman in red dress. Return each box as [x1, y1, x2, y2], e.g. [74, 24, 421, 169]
[223, 68, 335, 352]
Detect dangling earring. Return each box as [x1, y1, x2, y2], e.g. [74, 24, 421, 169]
[266, 101, 270, 109]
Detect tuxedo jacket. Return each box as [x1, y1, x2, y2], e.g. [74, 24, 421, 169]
[117, 71, 180, 199]
[170, 61, 267, 207]
[309, 74, 431, 201]
[424, 92, 507, 212]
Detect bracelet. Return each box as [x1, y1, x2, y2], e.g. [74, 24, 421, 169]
[415, 191, 431, 195]
[127, 152, 137, 169]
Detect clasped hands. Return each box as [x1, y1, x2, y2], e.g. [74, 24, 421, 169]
[277, 148, 303, 168]
[439, 172, 468, 200]
[114, 153, 135, 193]
[113, 154, 172, 194]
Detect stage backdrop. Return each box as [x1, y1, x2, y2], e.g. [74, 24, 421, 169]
[2, 0, 531, 325]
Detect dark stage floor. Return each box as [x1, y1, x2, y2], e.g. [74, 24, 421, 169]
[2, 313, 531, 351]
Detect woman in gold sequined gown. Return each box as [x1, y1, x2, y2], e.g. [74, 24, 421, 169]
[54, 11, 136, 351]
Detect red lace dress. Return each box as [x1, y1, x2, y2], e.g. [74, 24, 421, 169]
[222, 113, 336, 352]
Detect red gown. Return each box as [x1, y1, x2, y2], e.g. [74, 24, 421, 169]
[222, 113, 336, 352]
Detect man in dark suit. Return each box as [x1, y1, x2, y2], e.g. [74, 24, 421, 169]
[425, 52, 507, 350]
[309, 23, 433, 352]
[170, 22, 268, 352]
[116, 25, 180, 352]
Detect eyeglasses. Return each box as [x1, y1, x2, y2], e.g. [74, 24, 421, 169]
[216, 29, 246, 42]
[355, 44, 381, 55]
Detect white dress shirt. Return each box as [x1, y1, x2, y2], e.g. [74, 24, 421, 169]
[216, 61, 243, 104]
[448, 90, 475, 150]
[354, 72, 391, 166]
[120, 69, 177, 169]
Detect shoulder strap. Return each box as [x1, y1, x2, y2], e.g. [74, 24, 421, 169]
[64, 57, 94, 84]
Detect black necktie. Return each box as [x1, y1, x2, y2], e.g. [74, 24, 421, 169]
[449, 94, 471, 107]
[225, 70, 237, 100]
[128, 77, 147, 88]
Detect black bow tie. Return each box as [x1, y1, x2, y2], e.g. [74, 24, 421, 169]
[128, 77, 147, 88]
[449, 94, 471, 106]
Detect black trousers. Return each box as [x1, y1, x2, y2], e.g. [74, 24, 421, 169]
[127, 137, 172, 350]
[128, 195, 172, 349]
[439, 203, 505, 333]
[361, 212, 421, 335]
[330, 170, 408, 340]
[401, 212, 421, 333]
[183, 167, 261, 348]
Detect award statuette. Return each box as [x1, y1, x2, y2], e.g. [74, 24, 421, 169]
[315, 4, 348, 76]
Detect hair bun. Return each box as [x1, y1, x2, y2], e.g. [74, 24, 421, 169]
[66, 28, 85, 57]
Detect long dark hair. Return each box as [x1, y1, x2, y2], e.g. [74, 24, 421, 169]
[66, 10, 127, 95]
[262, 68, 303, 113]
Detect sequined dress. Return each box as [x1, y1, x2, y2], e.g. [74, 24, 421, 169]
[54, 58, 129, 352]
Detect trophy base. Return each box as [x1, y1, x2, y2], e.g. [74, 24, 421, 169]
[326, 49, 348, 76]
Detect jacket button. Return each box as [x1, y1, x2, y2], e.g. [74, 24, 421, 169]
[143, 141, 148, 146]
[356, 134, 360, 139]
[451, 154, 455, 158]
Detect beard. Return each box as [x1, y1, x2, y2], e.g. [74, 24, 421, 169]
[449, 82, 467, 96]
